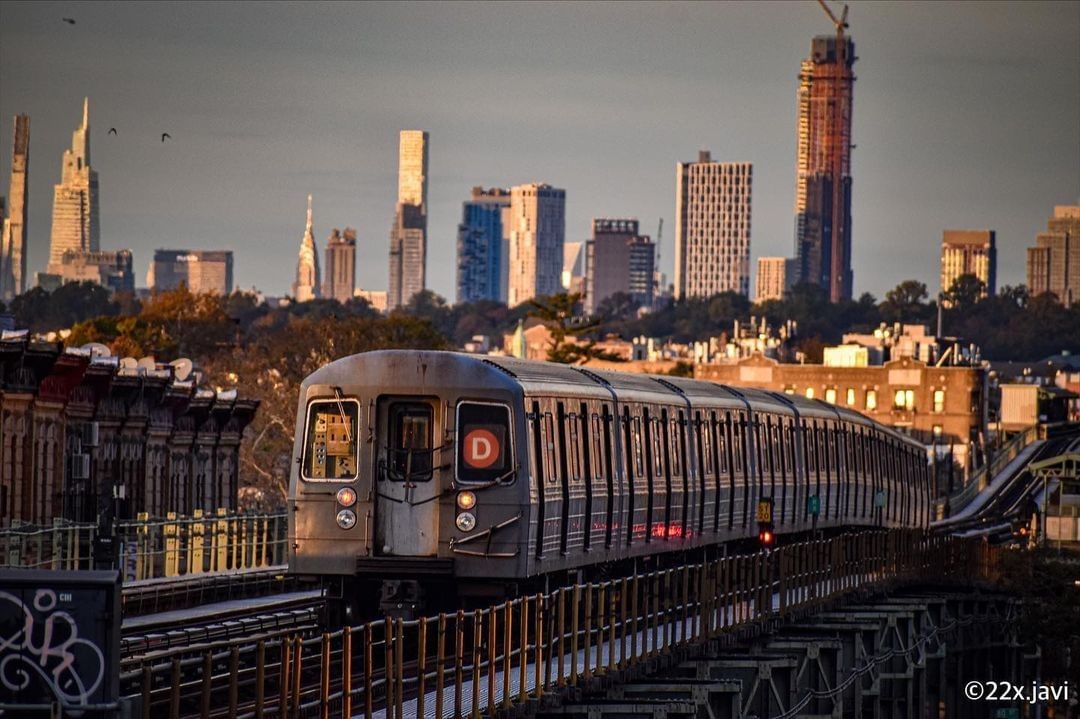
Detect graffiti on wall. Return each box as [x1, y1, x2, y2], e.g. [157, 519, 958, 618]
[0, 587, 108, 709]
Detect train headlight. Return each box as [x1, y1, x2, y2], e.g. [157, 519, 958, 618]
[456, 491, 477, 510]
[336, 509, 357, 530]
[336, 487, 357, 507]
[455, 512, 476, 532]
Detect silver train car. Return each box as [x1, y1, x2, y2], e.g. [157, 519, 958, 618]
[288, 350, 931, 610]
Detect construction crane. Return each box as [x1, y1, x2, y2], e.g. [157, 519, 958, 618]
[816, 0, 851, 303]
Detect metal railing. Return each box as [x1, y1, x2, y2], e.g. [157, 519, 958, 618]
[0, 519, 96, 570]
[120, 529, 998, 719]
[0, 512, 286, 581]
[116, 511, 287, 582]
[948, 426, 1039, 515]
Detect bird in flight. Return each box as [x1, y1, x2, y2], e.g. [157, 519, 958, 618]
[62, 17, 76, 25]
[161, 132, 171, 143]
[108, 127, 117, 136]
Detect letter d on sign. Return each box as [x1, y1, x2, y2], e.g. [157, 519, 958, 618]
[463, 428, 500, 469]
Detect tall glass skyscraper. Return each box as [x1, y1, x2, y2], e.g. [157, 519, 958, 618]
[456, 187, 509, 304]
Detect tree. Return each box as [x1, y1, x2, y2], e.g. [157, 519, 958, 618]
[880, 280, 929, 323]
[9, 282, 118, 332]
[528, 293, 623, 364]
[595, 291, 640, 323]
[944, 273, 986, 311]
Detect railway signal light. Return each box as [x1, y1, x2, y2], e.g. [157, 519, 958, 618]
[758, 523, 775, 548]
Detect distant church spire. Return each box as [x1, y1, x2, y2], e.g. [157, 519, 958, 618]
[82, 96, 89, 129]
[292, 193, 321, 302]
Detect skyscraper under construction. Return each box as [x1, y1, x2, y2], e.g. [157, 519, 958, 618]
[793, 25, 855, 303]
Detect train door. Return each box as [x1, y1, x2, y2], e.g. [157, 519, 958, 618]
[374, 398, 440, 556]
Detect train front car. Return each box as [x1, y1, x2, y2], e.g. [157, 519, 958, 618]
[288, 350, 527, 614]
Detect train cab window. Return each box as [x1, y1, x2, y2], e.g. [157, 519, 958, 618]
[385, 403, 434, 481]
[302, 398, 360, 481]
[456, 402, 513, 484]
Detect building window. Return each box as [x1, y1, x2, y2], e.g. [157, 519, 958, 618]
[846, 388, 856, 406]
[893, 389, 915, 411]
[933, 389, 945, 413]
[784, 386, 795, 395]
[805, 387, 815, 399]
[825, 388, 837, 404]
[866, 390, 877, 411]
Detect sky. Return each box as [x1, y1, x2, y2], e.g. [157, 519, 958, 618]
[0, 0, 1078, 302]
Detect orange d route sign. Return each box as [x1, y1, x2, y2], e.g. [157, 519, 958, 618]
[463, 428, 500, 469]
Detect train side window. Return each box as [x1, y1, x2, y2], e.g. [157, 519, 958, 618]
[632, 415, 645, 477]
[669, 413, 682, 477]
[591, 413, 604, 480]
[301, 398, 360, 481]
[716, 412, 729, 475]
[652, 416, 665, 479]
[600, 407, 614, 484]
[567, 412, 582, 482]
[456, 401, 513, 484]
[542, 412, 557, 484]
[732, 412, 744, 476]
[699, 412, 713, 478]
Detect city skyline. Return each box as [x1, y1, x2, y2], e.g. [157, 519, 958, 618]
[0, 1, 1077, 302]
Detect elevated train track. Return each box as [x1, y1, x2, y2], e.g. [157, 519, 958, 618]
[119, 529, 996, 719]
[934, 427, 1080, 541]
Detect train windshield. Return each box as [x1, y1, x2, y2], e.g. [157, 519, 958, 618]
[302, 398, 360, 481]
[456, 402, 512, 484]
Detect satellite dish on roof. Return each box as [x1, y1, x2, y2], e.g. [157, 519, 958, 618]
[137, 357, 157, 371]
[119, 357, 138, 370]
[82, 342, 111, 359]
[170, 357, 194, 382]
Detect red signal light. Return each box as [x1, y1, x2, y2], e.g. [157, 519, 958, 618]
[758, 525, 775, 547]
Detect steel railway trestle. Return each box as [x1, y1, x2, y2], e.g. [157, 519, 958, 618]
[119, 528, 1010, 719]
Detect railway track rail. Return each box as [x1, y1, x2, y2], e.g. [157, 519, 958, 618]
[122, 590, 326, 659]
[122, 564, 293, 616]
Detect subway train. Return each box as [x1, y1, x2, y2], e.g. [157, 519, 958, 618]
[288, 350, 931, 612]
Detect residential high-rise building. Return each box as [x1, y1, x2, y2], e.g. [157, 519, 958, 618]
[584, 218, 655, 314]
[388, 130, 428, 309]
[54, 249, 134, 293]
[674, 152, 752, 299]
[47, 98, 100, 274]
[940, 230, 996, 299]
[793, 35, 855, 302]
[323, 228, 357, 304]
[148, 250, 234, 295]
[1027, 205, 1080, 305]
[1, 114, 30, 301]
[507, 183, 566, 307]
[456, 187, 510, 304]
[755, 257, 790, 303]
[292, 194, 321, 302]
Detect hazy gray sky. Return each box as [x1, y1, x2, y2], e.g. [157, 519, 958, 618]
[1, 1, 1077, 301]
